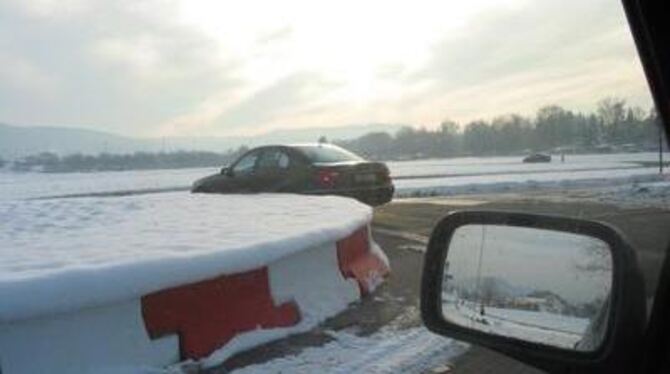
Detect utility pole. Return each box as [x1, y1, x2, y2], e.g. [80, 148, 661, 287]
[475, 226, 487, 316]
[660, 126, 664, 174]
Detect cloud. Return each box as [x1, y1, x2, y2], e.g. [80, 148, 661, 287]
[0, 52, 59, 96]
[11, 0, 90, 20]
[407, 0, 651, 122]
[0, 0, 237, 135]
[209, 72, 340, 134]
[257, 26, 294, 45]
[0, 0, 654, 138]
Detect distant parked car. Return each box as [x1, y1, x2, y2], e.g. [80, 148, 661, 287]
[523, 153, 551, 163]
[191, 144, 394, 206]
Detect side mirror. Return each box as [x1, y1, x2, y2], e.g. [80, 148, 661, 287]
[221, 167, 231, 176]
[421, 211, 646, 374]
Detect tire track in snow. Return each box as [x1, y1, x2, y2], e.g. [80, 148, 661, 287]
[328, 328, 467, 374]
[231, 327, 468, 374]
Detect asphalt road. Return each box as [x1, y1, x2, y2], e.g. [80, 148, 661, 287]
[210, 193, 669, 373]
[374, 194, 670, 299]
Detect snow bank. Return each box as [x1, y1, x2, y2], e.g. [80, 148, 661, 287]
[0, 193, 372, 321]
[395, 169, 664, 198]
[589, 179, 670, 207]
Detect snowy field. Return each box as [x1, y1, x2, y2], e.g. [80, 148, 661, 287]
[1, 152, 667, 201]
[388, 152, 664, 178]
[391, 152, 668, 197]
[485, 307, 589, 335]
[443, 302, 589, 349]
[394, 167, 663, 197]
[0, 167, 216, 201]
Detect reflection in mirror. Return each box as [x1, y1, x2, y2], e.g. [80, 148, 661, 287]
[441, 225, 612, 352]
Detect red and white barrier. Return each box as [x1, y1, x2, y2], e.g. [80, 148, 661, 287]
[0, 223, 389, 373]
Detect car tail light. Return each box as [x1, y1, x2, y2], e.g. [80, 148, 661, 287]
[316, 169, 340, 188]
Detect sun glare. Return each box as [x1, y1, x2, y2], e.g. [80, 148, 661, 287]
[175, 0, 520, 104]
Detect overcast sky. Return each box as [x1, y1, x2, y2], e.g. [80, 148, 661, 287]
[0, 0, 653, 138]
[447, 225, 611, 303]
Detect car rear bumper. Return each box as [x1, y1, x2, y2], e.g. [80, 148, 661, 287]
[306, 185, 394, 207]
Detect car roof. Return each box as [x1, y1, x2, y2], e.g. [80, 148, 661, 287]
[287, 143, 341, 148]
[248, 143, 345, 154]
[245, 143, 342, 150]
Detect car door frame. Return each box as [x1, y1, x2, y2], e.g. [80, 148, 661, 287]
[621, 0, 670, 369]
[227, 148, 264, 192]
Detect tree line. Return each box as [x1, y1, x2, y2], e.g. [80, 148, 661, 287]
[3, 98, 664, 173]
[8, 147, 250, 173]
[336, 98, 662, 160]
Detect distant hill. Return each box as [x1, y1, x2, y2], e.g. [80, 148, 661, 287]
[0, 123, 146, 158]
[0, 123, 403, 159]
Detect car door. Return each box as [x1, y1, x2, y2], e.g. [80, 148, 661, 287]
[224, 149, 263, 193]
[254, 147, 298, 192]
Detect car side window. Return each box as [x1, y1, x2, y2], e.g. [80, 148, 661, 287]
[232, 151, 260, 175]
[257, 149, 291, 171]
[277, 153, 290, 169]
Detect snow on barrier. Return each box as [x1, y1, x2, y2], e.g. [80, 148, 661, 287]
[0, 193, 389, 373]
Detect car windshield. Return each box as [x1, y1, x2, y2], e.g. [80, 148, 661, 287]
[1, 0, 667, 373]
[294, 145, 363, 163]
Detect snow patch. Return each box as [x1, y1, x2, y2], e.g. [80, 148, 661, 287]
[231, 327, 468, 374]
[589, 179, 670, 207]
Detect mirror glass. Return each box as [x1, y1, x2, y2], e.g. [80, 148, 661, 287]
[441, 224, 613, 352]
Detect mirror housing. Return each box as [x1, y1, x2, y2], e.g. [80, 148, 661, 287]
[221, 167, 231, 176]
[421, 211, 646, 374]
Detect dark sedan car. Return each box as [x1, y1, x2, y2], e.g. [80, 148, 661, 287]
[522, 153, 552, 163]
[191, 144, 394, 206]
